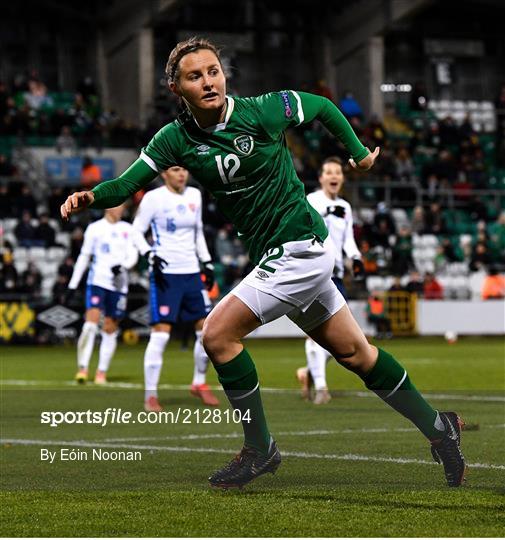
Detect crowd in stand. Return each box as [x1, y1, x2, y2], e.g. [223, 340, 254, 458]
[0, 73, 504, 302]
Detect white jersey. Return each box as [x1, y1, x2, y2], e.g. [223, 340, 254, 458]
[68, 218, 138, 294]
[132, 185, 211, 274]
[307, 190, 361, 278]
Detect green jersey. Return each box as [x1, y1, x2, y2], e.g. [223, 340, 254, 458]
[91, 91, 368, 264]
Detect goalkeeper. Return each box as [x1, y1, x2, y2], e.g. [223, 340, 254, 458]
[61, 37, 465, 490]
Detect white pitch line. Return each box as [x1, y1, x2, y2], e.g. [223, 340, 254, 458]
[2, 379, 504, 402]
[2, 438, 504, 471]
[101, 427, 419, 443]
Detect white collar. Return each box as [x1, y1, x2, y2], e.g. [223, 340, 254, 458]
[192, 96, 234, 133]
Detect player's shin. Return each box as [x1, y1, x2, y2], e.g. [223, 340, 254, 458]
[77, 321, 98, 369]
[144, 331, 170, 400]
[97, 330, 118, 374]
[362, 348, 445, 440]
[214, 348, 271, 454]
[192, 330, 208, 385]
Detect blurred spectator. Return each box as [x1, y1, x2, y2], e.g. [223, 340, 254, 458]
[424, 202, 446, 235]
[481, 267, 505, 300]
[77, 76, 98, 104]
[410, 82, 428, 111]
[19, 262, 42, 297]
[372, 202, 396, 247]
[70, 227, 84, 260]
[367, 292, 392, 338]
[35, 213, 57, 248]
[0, 248, 19, 293]
[423, 272, 444, 299]
[391, 225, 413, 275]
[24, 80, 53, 111]
[339, 91, 363, 121]
[56, 126, 77, 153]
[439, 116, 460, 147]
[389, 276, 405, 292]
[52, 274, 69, 305]
[15, 210, 41, 248]
[430, 150, 458, 184]
[16, 184, 38, 217]
[360, 240, 378, 275]
[0, 184, 12, 217]
[434, 245, 448, 274]
[0, 154, 16, 176]
[58, 256, 74, 281]
[48, 187, 66, 217]
[441, 237, 459, 263]
[406, 270, 424, 296]
[489, 211, 505, 257]
[313, 79, 333, 101]
[394, 148, 415, 183]
[410, 205, 426, 235]
[469, 242, 492, 272]
[80, 156, 102, 188]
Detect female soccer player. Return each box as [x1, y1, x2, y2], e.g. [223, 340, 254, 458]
[133, 165, 219, 411]
[61, 37, 465, 489]
[68, 204, 138, 384]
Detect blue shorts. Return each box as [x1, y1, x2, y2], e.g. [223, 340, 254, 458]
[149, 272, 212, 325]
[86, 285, 127, 319]
[332, 276, 348, 301]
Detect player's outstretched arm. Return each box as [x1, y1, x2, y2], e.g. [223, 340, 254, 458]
[296, 92, 379, 171]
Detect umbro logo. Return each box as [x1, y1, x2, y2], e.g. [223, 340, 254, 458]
[196, 144, 210, 155]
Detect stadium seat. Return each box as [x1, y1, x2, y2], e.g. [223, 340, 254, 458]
[13, 247, 28, 261]
[421, 235, 438, 248]
[2, 218, 17, 232]
[469, 271, 486, 300]
[358, 208, 374, 224]
[55, 232, 70, 248]
[47, 247, 66, 262]
[28, 247, 46, 260]
[366, 276, 385, 292]
[412, 234, 423, 248]
[392, 208, 408, 227]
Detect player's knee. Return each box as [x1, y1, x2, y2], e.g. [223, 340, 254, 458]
[102, 319, 118, 333]
[201, 320, 231, 359]
[334, 342, 375, 371]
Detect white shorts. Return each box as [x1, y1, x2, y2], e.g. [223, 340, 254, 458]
[231, 237, 346, 333]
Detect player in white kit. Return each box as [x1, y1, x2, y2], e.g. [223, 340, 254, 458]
[133, 166, 218, 412]
[296, 157, 365, 403]
[68, 204, 138, 384]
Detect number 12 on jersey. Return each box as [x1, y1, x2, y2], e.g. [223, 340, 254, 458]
[215, 154, 245, 184]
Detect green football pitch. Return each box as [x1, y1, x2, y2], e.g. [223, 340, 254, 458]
[1, 337, 504, 537]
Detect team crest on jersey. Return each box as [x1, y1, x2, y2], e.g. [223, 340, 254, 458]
[159, 305, 170, 316]
[189, 203, 196, 212]
[233, 135, 254, 156]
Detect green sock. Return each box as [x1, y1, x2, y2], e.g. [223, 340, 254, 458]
[214, 348, 271, 453]
[362, 348, 445, 440]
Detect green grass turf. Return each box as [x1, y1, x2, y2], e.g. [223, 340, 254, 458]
[1, 337, 504, 537]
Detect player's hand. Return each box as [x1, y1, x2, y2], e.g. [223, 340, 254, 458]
[146, 251, 168, 273]
[352, 259, 366, 281]
[349, 147, 380, 171]
[110, 265, 124, 276]
[60, 191, 95, 221]
[201, 261, 215, 291]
